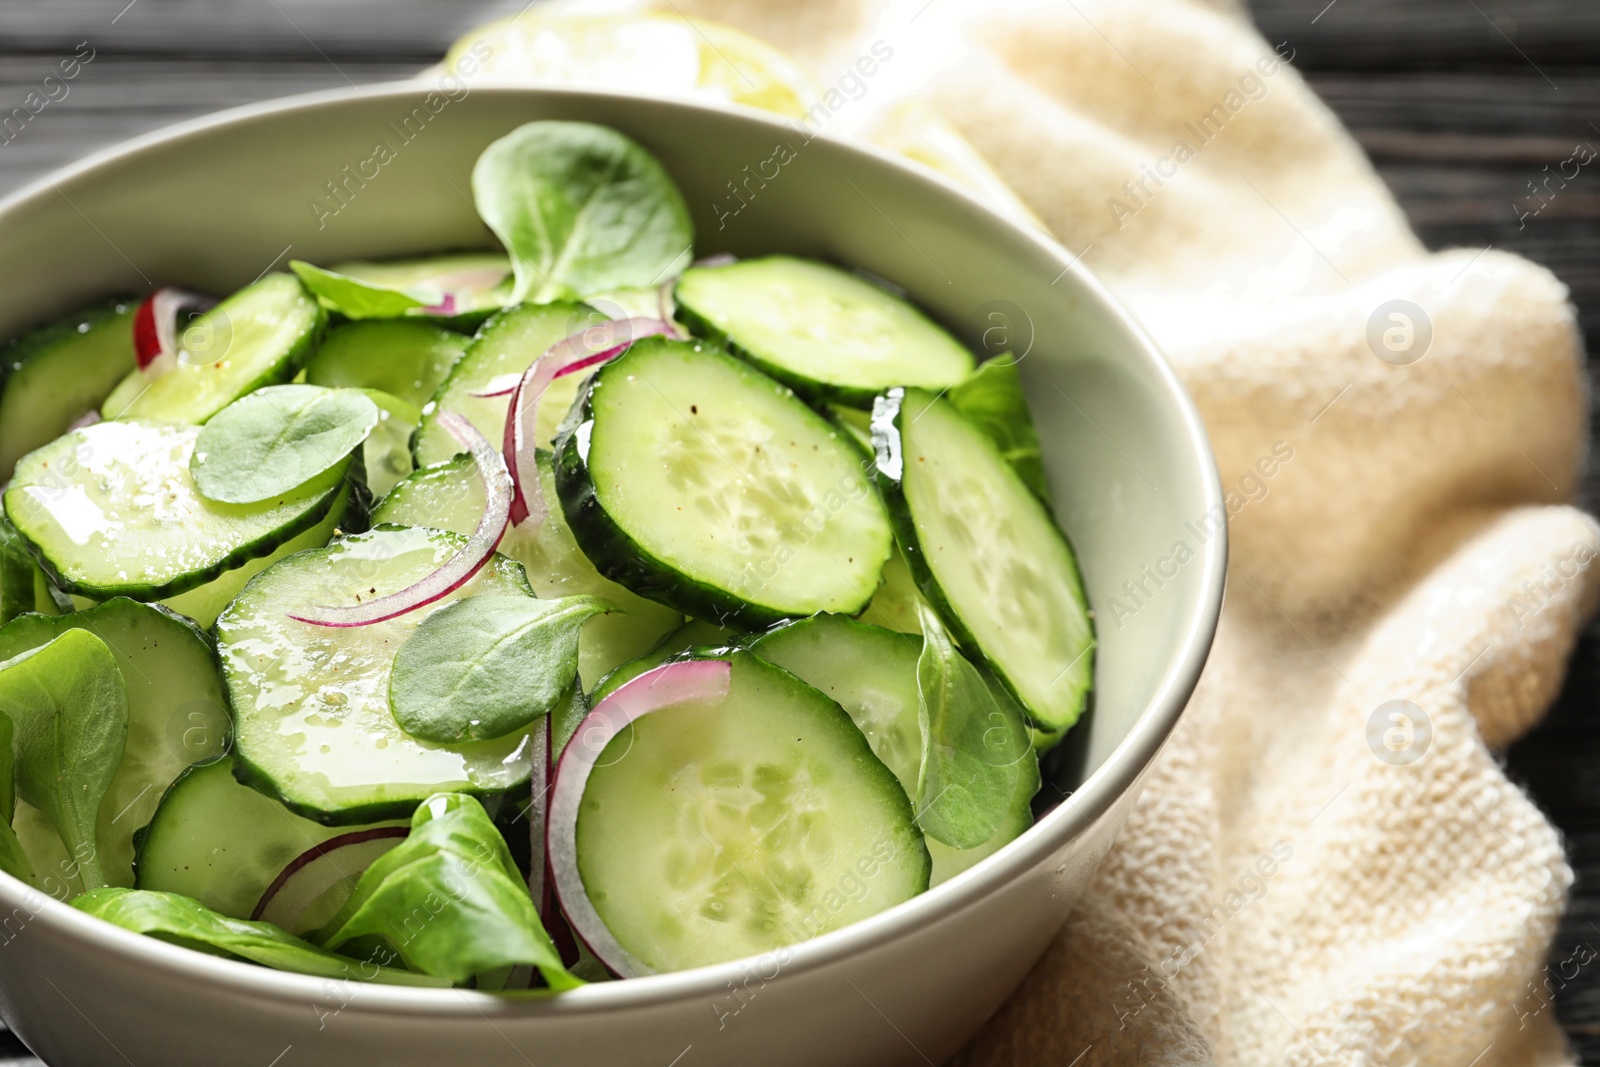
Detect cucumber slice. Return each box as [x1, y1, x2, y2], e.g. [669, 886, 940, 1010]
[136, 756, 403, 924]
[555, 338, 893, 625]
[674, 257, 974, 407]
[748, 614, 1039, 886]
[748, 614, 923, 795]
[216, 526, 543, 823]
[151, 481, 352, 628]
[358, 390, 421, 500]
[573, 651, 929, 972]
[3, 420, 349, 601]
[373, 453, 681, 682]
[412, 302, 592, 468]
[332, 253, 512, 329]
[0, 598, 231, 887]
[857, 547, 924, 635]
[587, 618, 735, 706]
[101, 273, 325, 424]
[0, 298, 136, 475]
[305, 320, 468, 408]
[873, 388, 1094, 732]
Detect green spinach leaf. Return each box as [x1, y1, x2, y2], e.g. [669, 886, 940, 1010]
[0, 711, 35, 886]
[472, 121, 694, 303]
[949, 355, 1053, 506]
[191, 384, 377, 504]
[0, 630, 128, 889]
[290, 261, 437, 320]
[390, 595, 611, 744]
[913, 602, 1030, 850]
[318, 793, 579, 990]
[73, 888, 445, 986]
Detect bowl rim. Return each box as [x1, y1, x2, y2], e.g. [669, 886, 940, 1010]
[0, 80, 1226, 1017]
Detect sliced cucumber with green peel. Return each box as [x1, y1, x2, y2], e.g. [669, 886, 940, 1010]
[555, 337, 893, 625]
[0, 598, 231, 888]
[748, 613, 1039, 884]
[674, 257, 974, 407]
[305, 320, 468, 408]
[101, 273, 324, 424]
[216, 526, 543, 823]
[0, 298, 136, 475]
[3, 420, 349, 601]
[373, 452, 681, 682]
[748, 614, 923, 796]
[152, 481, 352, 628]
[412, 301, 592, 468]
[70, 480, 353, 628]
[857, 547, 924, 635]
[136, 756, 403, 924]
[873, 388, 1094, 732]
[572, 651, 929, 973]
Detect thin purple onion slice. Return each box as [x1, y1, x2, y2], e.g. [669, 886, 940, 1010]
[251, 826, 409, 932]
[287, 409, 510, 627]
[546, 659, 733, 978]
[133, 287, 217, 370]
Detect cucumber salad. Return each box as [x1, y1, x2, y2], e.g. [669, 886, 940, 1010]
[0, 121, 1093, 989]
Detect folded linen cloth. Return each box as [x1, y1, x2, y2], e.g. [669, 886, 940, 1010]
[453, 1, 1598, 1061]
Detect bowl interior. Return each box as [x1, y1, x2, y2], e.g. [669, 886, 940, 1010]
[0, 84, 1220, 967]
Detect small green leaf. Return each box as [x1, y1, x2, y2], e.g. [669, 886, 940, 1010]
[72, 888, 445, 986]
[472, 121, 694, 303]
[290, 261, 438, 319]
[0, 630, 129, 889]
[191, 384, 378, 504]
[0, 710, 35, 887]
[318, 793, 579, 989]
[913, 603, 1029, 850]
[949, 355, 1053, 506]
[390, 595, 611, 744]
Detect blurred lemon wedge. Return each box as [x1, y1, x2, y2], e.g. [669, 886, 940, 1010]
[443, 10, 817, 118]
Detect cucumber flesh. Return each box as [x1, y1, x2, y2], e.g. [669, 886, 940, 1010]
[3, 419, 348, 601]
[101, 273, 325, 424]
[0, 598, 231, 887]
[216, 526, 543, 823]
[748, 614, 1039, 885]
[372, 453, 681, 683]
[748, 614, 923, 796]
[0, 298, 136, 475]
[556, 338, 893, 624]
[574, 652, 929, 972]
[674, 257, 973, 407]
[874, 389, 1094, 732]
[135, 756, 403, 921]
[305, 320, 468, 408]
[411, 301, 593, 468]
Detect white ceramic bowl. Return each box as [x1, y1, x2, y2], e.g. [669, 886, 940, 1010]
[0, 85, 1223, 1067]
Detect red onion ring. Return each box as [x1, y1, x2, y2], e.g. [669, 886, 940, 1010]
[132, 288, 217, 370]
[546, 659, 733, 978]
[287, 409, 510, 627]
[250, 826, 409, 925]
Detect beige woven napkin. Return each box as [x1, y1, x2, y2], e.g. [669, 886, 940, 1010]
[460, 0, 1600, 1061]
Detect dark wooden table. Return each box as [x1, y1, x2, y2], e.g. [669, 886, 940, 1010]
[1, 0, 1598, 1062]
